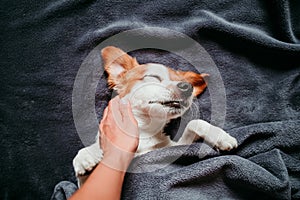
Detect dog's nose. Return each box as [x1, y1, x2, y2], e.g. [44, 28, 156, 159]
[177, 82, 193, 97]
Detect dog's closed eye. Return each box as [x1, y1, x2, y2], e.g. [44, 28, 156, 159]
[143, 75, 162, 82]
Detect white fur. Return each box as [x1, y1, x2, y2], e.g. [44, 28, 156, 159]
[73, 62, 238, 186]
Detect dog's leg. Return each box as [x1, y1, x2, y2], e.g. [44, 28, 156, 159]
[178, 120, 238, 151]
[73, 132, 103, 186]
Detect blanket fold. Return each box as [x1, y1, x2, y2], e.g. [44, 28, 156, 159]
[1, 0, 299, 199]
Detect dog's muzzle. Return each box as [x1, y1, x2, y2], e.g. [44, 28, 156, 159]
[177, 82, 193, 98]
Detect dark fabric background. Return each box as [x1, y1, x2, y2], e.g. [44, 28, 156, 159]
[1, 0, 300, 199]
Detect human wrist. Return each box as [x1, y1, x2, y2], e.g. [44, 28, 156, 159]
[101, 151, 135, 172]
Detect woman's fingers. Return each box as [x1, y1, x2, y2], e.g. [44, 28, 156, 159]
[118, 99, 139, 137]
[125, 102, 138, 126]
[118, 98, 137, 124]
[109, 96, 122, 122]
[99, 95, 139, 161]
[101, 95, 139, 138]
[102, 106, 109, 120]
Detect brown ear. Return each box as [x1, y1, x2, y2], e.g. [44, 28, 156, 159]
[180, 71, 209, 96]
[101, 46, 139, 88]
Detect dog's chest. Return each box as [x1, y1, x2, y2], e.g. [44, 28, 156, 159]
[136, 132, 174, 154]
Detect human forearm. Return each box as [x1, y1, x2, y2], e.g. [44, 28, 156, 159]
[69, 158, 129, 200]
[70, 97, 138, 200]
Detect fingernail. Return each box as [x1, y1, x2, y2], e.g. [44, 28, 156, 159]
[120, 98, 128, 104]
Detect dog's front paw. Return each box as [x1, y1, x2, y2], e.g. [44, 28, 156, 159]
[73, 148, 103, 176]
[215, 130, 238, 151]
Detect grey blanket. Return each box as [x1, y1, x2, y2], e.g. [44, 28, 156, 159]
[1, 0, 300, 199]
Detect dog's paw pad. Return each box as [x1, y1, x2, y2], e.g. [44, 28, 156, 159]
[73, 148, 103, 176]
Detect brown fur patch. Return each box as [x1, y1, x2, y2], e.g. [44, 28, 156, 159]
[101, 46, 139, 88]
[117, 65, 147, 97]
[168, 68, 209, 96]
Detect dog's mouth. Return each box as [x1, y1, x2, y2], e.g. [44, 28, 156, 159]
[149, 100, 188, 108]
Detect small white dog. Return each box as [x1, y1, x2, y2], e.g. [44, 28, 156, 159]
[73, 46, 238, 186]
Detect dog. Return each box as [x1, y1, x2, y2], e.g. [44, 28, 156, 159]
[73, 46, 238, 186]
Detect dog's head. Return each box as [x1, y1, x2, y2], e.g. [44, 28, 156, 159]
[101, 46, 208, 122]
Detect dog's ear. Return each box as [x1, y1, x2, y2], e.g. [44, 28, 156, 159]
[181, 71, 209, 97]
[101, 46, 139, 88]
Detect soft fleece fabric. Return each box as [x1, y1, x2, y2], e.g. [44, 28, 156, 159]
[1, 0, 300, 199]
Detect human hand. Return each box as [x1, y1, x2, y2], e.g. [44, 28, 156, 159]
[99, 96, 139, 171]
